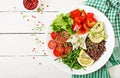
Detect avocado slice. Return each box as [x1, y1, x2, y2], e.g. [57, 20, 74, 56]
[90, 22, 104, 33]
[88, 30, 106, 43]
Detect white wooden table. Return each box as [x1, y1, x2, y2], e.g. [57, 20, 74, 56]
[0, 0, 119, 78]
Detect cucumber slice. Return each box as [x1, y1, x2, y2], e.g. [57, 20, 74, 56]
[88, 30, 105, 43]
[90, 22, 104, 33]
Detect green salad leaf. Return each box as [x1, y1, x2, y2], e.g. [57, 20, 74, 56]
[51, 13, 74, 34]
[61, 48, 85, 70]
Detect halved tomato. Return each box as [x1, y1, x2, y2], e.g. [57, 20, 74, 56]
[51, 31, 58, 40]
[48, 40, 56, 49]
[55, 35, 67, 44]
[64, 42, 72, 54]
[60, 31, 70, 39]
[53, 44, 64, 57]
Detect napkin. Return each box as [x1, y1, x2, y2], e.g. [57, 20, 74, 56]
[72, 0, 120, 78]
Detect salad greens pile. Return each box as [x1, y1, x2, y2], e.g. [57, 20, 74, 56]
[48, 9, 107, 71]
[62, 48, 85, 70]
[51, 13, 74, 34]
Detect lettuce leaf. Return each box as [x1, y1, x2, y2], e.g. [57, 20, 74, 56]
[51, 13, 74, 34]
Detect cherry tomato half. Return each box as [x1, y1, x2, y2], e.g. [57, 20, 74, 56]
[51, 31, 58, 40]
[48, 40, 56, 49]
[64, 42, 72, 54]
[53, 44, 64, 57]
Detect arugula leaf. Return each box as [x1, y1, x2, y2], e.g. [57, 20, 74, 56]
[61, 48, 85, 70]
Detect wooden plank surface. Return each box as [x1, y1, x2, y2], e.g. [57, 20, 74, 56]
[0, 0, 83, 78]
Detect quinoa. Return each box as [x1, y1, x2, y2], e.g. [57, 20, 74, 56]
[85, 37, 106, 61]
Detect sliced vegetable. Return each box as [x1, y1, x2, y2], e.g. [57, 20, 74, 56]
[74, 17, 81, 24]
[48, 40, 56, 49]
[70, 9, 80, 19]
[51, 31, 58, 39]
[72, 22, 81, 31]
[83, 23, 89, 31]
[81, 10, 86, 17]
[70, 9, 96, 34]
[53, 44, 64, 57]
[64, 42, 72, 54]
[60, 31, 70, 39]
[88, 22, 106, 43]
[87, 13, 94, 18]
[88, 31, 106, 43]
[77, 49, 94, 66]
[78, 28, 86, 35]
[86, 17, 97, 27]
[80, 10, 87, 22]
[56, 35, 67, 44]
[90, 22, 104, 33]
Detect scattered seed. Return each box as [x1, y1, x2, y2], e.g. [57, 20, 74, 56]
[33, 57, 35, 59]
[44, 53, 46, 55]
[46, 5, 49, 7]
[27, 19, 29, 21]
[41, 4, 44, 6]
[39, 62, 42, 65]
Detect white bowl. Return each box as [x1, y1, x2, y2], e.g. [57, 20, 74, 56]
[46, 5, 115, 75]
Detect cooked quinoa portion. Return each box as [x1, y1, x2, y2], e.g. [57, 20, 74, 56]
[85, 37, 106, 61]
